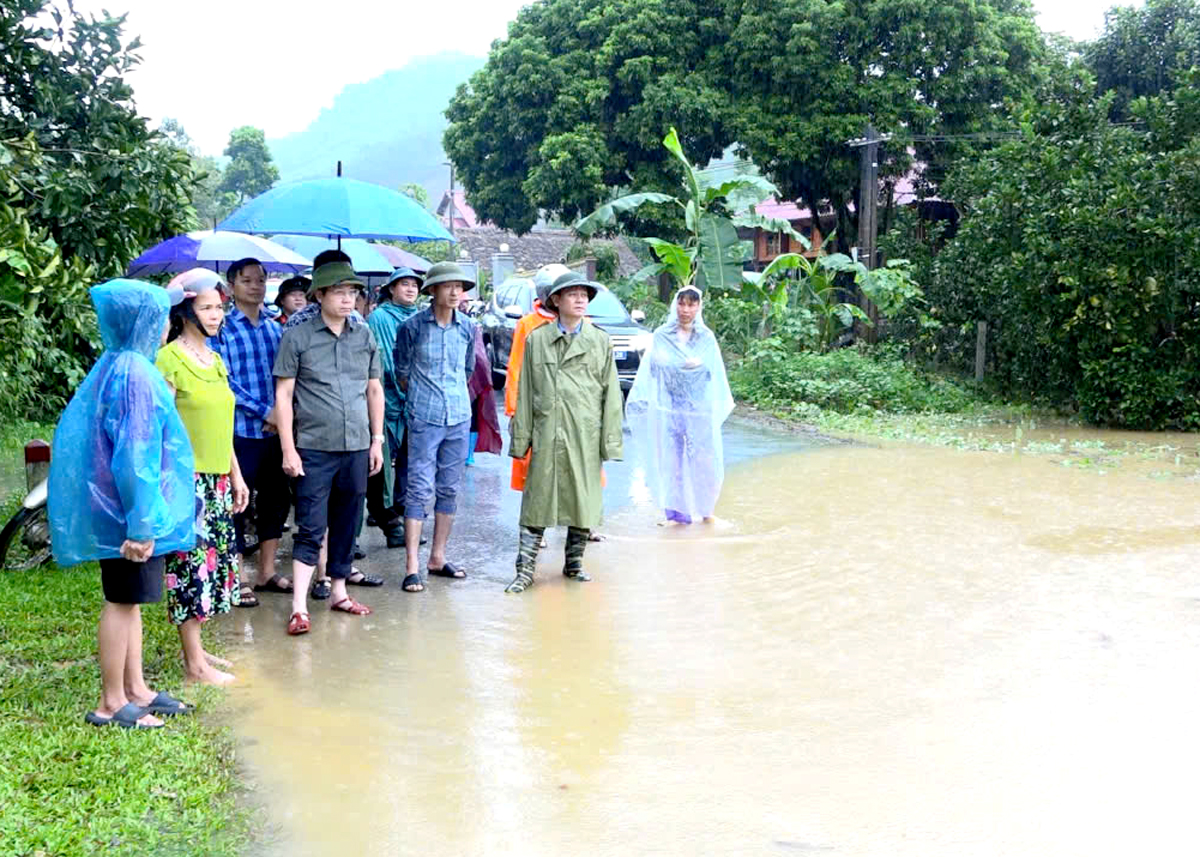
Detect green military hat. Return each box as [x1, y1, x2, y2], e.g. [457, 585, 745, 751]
[308, 261, 365, 297]
[420, 261, 476, 295]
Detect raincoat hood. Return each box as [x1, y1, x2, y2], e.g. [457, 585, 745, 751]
[93, 279, 171, 359]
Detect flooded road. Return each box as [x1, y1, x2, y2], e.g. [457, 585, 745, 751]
[219, 416, 1200, 857]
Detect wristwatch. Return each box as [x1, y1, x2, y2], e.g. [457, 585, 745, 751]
[371, 434, 385, 443]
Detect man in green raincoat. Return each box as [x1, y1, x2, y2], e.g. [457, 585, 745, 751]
[365, 267, 423, 550]
[506, 272, 624, 594]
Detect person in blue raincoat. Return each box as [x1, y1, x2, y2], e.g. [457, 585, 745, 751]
[48, 279, 198, 729]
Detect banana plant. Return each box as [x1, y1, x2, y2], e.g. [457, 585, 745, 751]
[575, 127, 801, 292]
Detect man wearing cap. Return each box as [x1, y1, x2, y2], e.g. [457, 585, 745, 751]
[273, 261, 385, 634]
[393, 261, 477, 593]
[212, 257, 292, 604]
[274, 276, 309, 326]
[505, 272, 624, 594]
[365, 266, 423, 553]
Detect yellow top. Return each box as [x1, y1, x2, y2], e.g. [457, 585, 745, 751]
[155, 341, 234, 474]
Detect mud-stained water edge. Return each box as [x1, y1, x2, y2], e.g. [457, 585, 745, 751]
[217, 414, 1200, 857]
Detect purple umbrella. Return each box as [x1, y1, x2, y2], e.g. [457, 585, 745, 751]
[126, 230, 312, 277]
[370, 243, 432, 274]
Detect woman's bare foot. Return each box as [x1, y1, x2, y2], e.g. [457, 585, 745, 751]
[184, 664, 236, 686]
[657, 519, 683, 528]
[203, 650, 233, 669]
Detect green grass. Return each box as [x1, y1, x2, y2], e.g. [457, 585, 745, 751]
[0, 553, 250, 856]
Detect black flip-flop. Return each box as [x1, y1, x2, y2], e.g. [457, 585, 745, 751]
[401, 572, 424, 592]
[253, 574, 293, 594]
[311, 578, 332, 600]
[427, 561, 466, 579]
[348, 570, 384, 587]
[84, 702, 160, 730]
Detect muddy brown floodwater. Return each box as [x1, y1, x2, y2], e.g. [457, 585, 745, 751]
[220, 418, 1200, 857]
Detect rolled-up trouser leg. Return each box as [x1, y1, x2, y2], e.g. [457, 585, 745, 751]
[564, 526, 592, 581]
[505, 526, 544, 594]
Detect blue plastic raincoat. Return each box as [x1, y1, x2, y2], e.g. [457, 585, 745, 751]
[48, 280, 196, 565]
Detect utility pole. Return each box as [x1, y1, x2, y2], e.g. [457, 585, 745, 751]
[853, 124, 880, 270]
[850, 124, 884, 341]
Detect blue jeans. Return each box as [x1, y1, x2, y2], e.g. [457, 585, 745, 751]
[404, 420, 469, 520]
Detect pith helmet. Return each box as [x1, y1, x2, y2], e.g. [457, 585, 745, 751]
[545, 271, 598, 307]
[532, 263, 573, 305]
[421, 261, 475, 295]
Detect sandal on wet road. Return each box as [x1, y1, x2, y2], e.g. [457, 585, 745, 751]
[427, 562, 466, 579]
[286, 612, 310, 636]
[311, 578, 332, 600]
[330, 598, 372, 615]
[235, 585, 259, 608]
[84, 702, 161, 729]
[347, 569, 384, 587]
[401, 572, 425, 593]
[253, 574, 293, 594]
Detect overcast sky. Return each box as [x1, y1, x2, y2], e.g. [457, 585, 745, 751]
[67, 0, 1130, 156]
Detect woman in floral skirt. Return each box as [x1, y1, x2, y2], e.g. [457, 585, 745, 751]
[156, 269, 249, 685]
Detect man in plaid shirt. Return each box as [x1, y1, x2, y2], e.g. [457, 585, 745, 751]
[393, 261, 476, 593]
[211, 257, 292, 603]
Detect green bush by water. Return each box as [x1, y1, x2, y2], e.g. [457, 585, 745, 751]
[731, 345, 978, 417]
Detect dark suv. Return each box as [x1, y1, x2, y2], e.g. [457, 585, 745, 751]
[480, 277, 651, 392]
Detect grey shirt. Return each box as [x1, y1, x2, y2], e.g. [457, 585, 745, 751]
[274, 312, 381, 452]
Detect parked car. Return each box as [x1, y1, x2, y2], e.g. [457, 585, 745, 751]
[480, 277, 651, 392]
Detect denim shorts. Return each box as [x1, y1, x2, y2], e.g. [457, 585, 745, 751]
[404, 420, 469, 519]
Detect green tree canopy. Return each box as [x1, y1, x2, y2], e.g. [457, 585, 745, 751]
[444, 0, 732, 235]
[1, 0, 198, 418]
[1086, 0, 1200, 120]
[719, 0, 1045, 251]
[445, 0, 1045, 248]
[219, 126, 279, 203]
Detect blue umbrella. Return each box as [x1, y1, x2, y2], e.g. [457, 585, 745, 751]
[217, 177, 455, 243]
[126, 230, 312, 277]
[268, 236, 393, 275]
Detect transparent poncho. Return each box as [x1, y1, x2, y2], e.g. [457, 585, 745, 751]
[625, 291, 734, 523]
[48, 280, 196, 565]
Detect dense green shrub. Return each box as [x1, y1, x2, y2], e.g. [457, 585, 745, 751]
[731, 344, 976, 414]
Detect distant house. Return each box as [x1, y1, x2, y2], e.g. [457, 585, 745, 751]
[436, 189, 481, 231]
[741, 170, 956, 270]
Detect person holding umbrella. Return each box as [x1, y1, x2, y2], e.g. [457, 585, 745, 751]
[393, 262, 477, 593]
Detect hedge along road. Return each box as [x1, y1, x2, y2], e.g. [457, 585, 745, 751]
[217, 412, 1200, 857]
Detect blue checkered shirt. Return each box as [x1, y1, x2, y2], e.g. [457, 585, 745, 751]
[211, 305, 283, 439]
[393, 307, 475, 427]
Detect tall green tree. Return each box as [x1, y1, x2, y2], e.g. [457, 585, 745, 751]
[719, 0, 1045, 253]
[444, 0, 732, 236]
[1086, 0, 1200, 120]
[0, 1, 197, 418]
[218, 126, 279, 204]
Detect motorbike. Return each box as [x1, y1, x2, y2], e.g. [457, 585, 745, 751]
[0, 478, 50, 571]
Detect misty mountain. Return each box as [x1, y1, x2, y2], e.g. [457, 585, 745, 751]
[268, 52, 485, 204]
